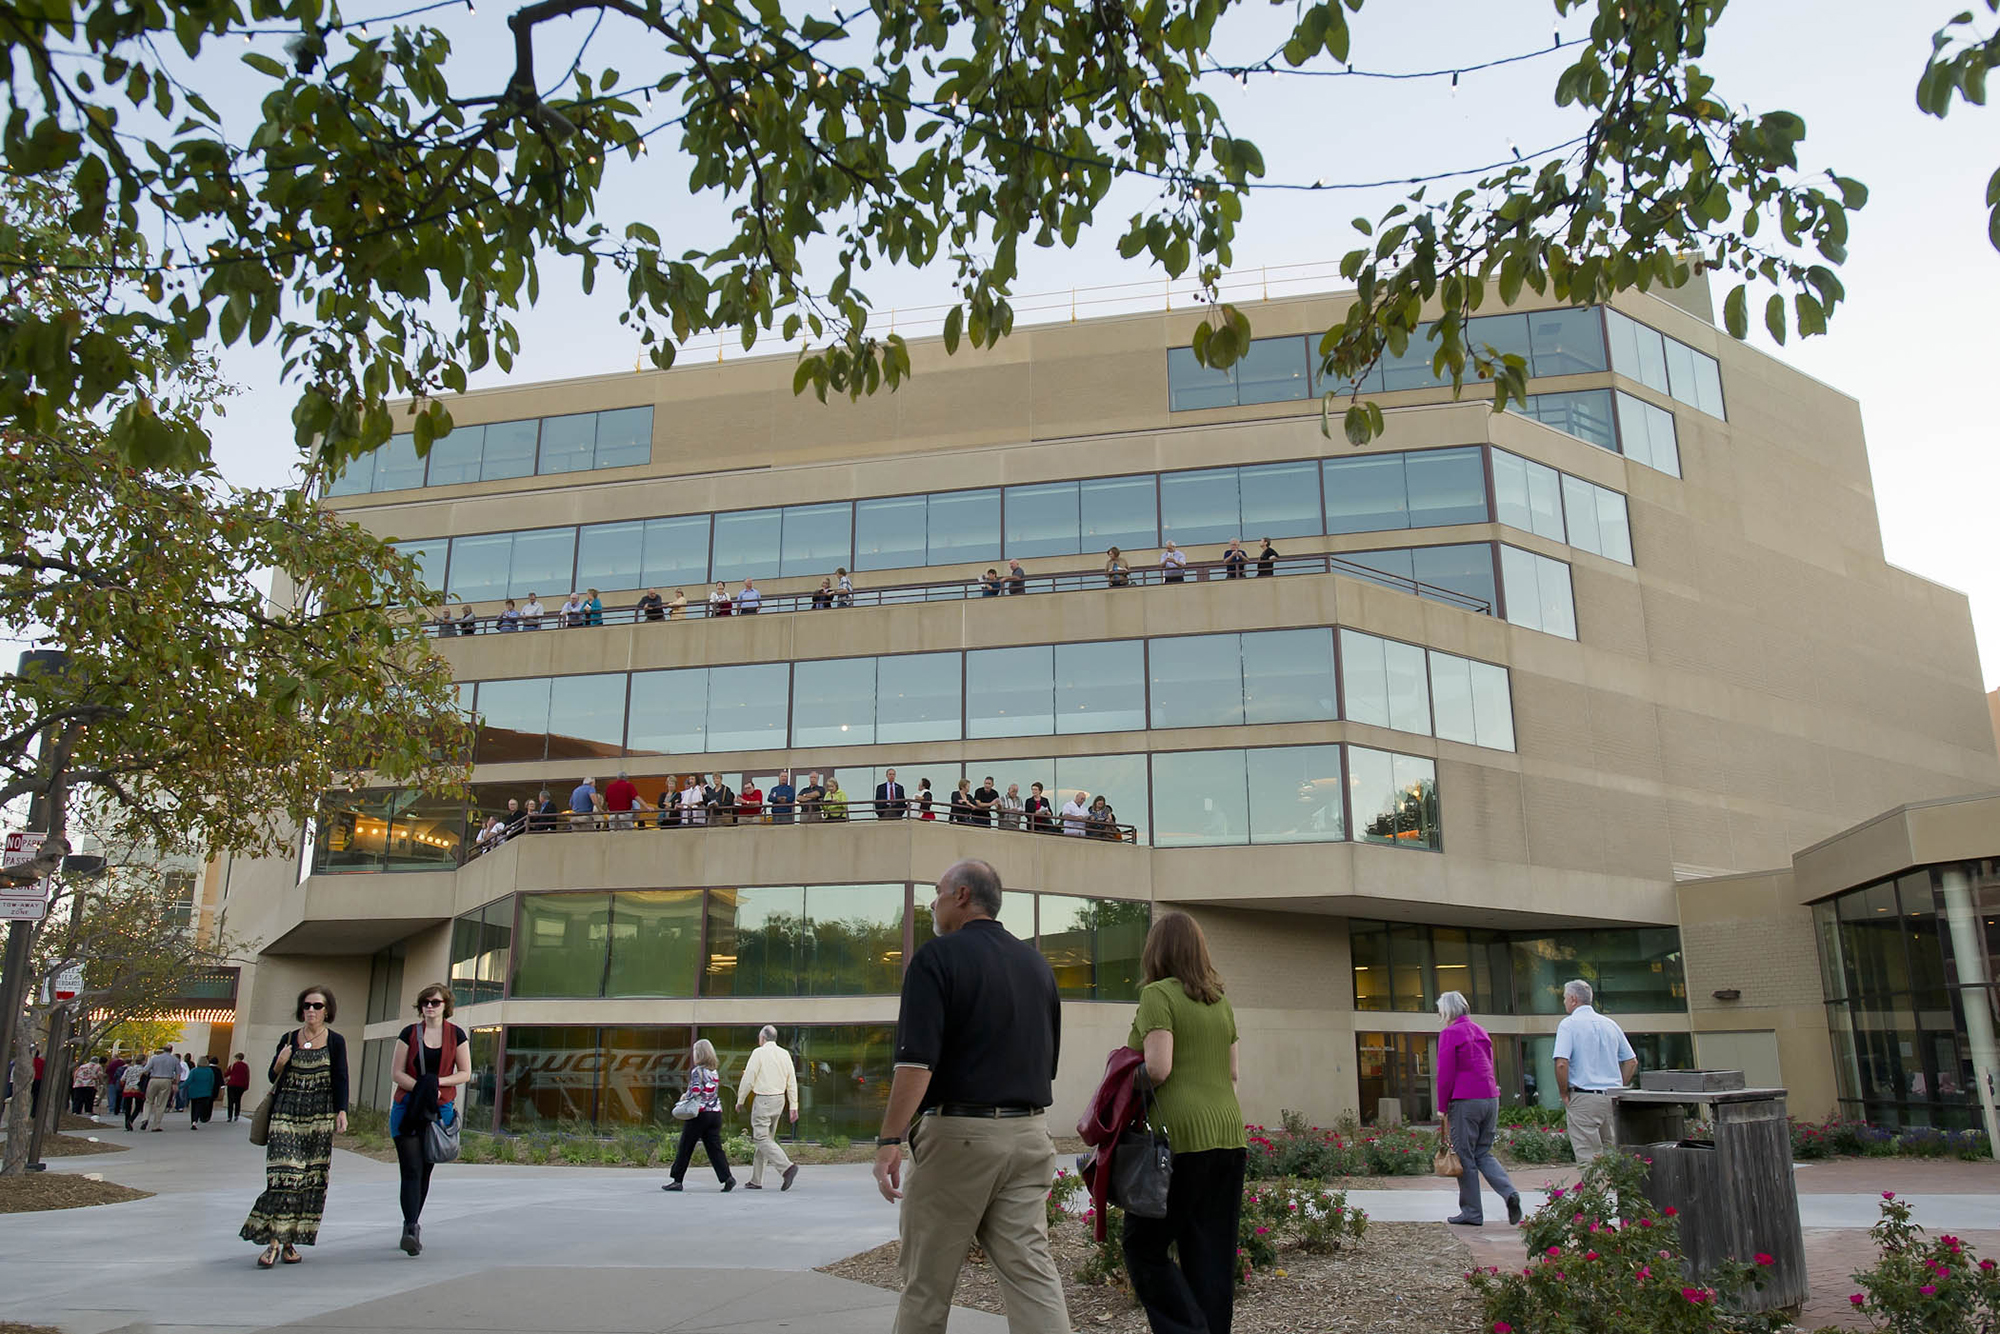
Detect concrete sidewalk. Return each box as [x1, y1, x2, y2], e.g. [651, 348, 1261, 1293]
[0, 1117, 1005, 1334]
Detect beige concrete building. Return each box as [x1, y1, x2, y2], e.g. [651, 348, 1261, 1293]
[211, 276, 2000, 1139]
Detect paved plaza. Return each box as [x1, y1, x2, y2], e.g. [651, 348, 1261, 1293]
[7, 1124, 2000, 1332]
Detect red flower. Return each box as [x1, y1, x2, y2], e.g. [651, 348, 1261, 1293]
[1493, 1325, 1513, 1333]
[1585, 1251, 1599, 1261]
[1638, 1218, 1653, 1229]
[1755, 1253, 1774, 1266]
[1682, 1287, 1709, 1304]
[1850, 1294, 1866, 1307]
[1921, 1285, 1938, 1296]
[1546, 1246, 1561, 1257]
[1883, 1191, 1896, 1201]
[1636, 1266, 1652, 1282]
[1662, 1206, 1678, 1217]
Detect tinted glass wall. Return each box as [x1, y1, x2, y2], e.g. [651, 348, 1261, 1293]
[1350, 919, 1686, 1016]
[1813, 861, 2000, 1129]
[1604, 310, 1725, 419]
[1512, 389, 1682, 478]
[449, 898, 514, 1006]
[327, 406, 654, 496]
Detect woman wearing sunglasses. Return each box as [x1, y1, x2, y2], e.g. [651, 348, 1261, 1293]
[388, 984, 473, 1255]
[241, 986, 349, 1269]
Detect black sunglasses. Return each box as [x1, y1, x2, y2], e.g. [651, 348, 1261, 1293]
[301, 1001, 327, 1010]
[420, 998, 445, 1007]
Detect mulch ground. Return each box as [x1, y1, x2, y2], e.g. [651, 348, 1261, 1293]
[0, 1324, 61, 1334]
[822, 1220, 1484, 1334]
[33, 1132, 128, 1158]
[0, 1172, 151, 1214]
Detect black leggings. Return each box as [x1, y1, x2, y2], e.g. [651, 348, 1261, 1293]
[395, 1131, 436, 1226]
[670, 1108, 733, 1184]
[226, 1087, 245, 1120]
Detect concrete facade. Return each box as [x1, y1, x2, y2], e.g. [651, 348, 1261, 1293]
[216, 280, 2000, 1134]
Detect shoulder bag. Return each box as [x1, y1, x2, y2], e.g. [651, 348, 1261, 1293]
[1433, 1117, 1463, 1178]
[672, 1069, 706, 1121]
[420, 1024, 464, 1163]
[1109, 1070, 1172, 1219]
[247, 1032, 294, 1147]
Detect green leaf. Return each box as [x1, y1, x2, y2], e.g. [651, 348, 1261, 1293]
[1722, 284, 1748, 340]
[242, 52, 287, 79]
[1764, 293, 1788, 345]
[942, 303, 963, 354]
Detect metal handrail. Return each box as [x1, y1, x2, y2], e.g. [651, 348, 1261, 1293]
[460, 801, 1143, 862]
[425, 547, 1493, 636]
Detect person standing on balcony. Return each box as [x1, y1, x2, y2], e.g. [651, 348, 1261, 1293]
[583, 589, 604, 627]
[668, 588, 687, 618]
[798, 772, 826, 822]
[604, 772, 639, 830]
[1024, 782, 1054, 833]
[812, 577, 835, 609]
[736, 1026, 800, 1191]
[559, 592, 585, 627]
[1059, 791, 1090, 836]
[972, 776, 1001, 828]
[1161, 542, 1187, 584]
[454, 603, 478, 634]
[638, 588, 665, 622]
[519, 593, 544, 629]
[996, 783, 1024, 831]
[1005, 558, 1027, 594]
[738, 579, 763, 614]
[707, 773, 737, 827]
[1222, 539, 1248, 579]
[915, 777, 936, 821]
[496, 600, 521, 631]
[769, 771, 797, 824]
[1086, 796, 1116, 840]
[948, 778, 976, 825]
[822, 776, 849, 821]
[679, 775, 708, 826]
[738, 775, 764, 824]
[707, 582, 732, 617]
[979, 569, 1002, 597]
[836, 568, 854, 607]
[1256, 538, 1279, 578]
[876, 769, 909, 820]
[873, 858, 1069, 1334]
[569, 777, 598, 832]
[1553, 978, 1637, 1164]
[1105, 547, 1131, 588]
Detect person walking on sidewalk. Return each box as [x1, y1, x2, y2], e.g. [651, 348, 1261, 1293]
[873, 858, 1070, 1334]
[389, 984, 471, 1256]
[241, 985, 349, 1268]
[735, 1026, 799, 1191]
[662, 1039, 737, 1194]
[119, 1057, 146, 1130]
[1554, 978, 1637, 1164]
[224, 1053, 251, 1122]
[138, 1045, 179, 1130]
[1436, 990, 1521, 1228]
[184, 1056, 219, 1128]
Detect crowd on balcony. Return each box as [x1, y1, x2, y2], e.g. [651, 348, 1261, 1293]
[469, 767, 1129, 855]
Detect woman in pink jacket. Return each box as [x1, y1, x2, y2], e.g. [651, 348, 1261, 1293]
[1436, 990, 1522, 1227]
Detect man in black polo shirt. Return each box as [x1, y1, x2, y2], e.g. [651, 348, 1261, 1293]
[873, 859, 1068, 1334]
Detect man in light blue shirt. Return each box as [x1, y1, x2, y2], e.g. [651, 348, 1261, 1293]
[570, 777, 598, 831]
[1553, 978, 1637, 1163]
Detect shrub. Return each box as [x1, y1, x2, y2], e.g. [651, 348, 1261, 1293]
[1356, 1124, 1432, 1176]
[1829, 1193, 2000, 1334]
[724, 1132, 755, 1161]
[1497, 1105, 1569, 1130]
[1497, 1124, 1575, 1164]
[1055, 1174, 1367, 1290]
[1047, 1166, 1082, 1232]
[1473, 1151, 1789, 1334]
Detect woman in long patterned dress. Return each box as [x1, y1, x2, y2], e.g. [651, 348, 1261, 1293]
[242, 985, 349, 1268]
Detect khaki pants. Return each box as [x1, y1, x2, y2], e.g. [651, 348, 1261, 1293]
[748, 1092, 793, 1185]
[894, 1113, 1070, 1334]
[1567, 1091, 1615, 1163]
[142, 1075, 175, 1128]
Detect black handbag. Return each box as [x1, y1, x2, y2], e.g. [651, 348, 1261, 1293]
[1109, 1073, 1172, 1219]
[424, 1108, 461, 1164]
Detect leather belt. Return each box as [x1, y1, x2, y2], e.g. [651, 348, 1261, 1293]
[923, 1103, 1042, 1119]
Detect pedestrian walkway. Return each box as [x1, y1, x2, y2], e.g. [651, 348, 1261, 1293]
[0, 1118, 1003, 1334]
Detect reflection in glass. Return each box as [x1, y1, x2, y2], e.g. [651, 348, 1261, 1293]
[1562, 476, 1603, 556]
[1405, 447, 1488, 527]
[448, 532, 514, 602]
[1149, 634, 1245, 730]
[793, 656, 877, 747]
[1615, 391, 1681, 477]
[577, 521, 646, 592]
[1235, 335, 1311, 405]
[1246, 744, 1344, 843]
[325, 450, 375, 496]
[545, 673, 629, 760]
[1039, 895, 1149, 999]
[392, 539, 450, 595]
[706, 886, 804, 997]
[1238, 460, 1322, 539]
[474, 677, 553, 764]
[537, 413, 598, 474]
[1004, 482, 1081, 559]
[597, 1025, 696, 1128]
[627, 668, 709, 754]
[1514, 390, 1618, 452]
[385, 792, 466, 870]
[606, 890, 702, 996]
[711, 508, 783, 582]
[482, 420, 540, 480]
[594, 407, 654, 469]
[1324, 454, 1410, 533]
[1167, 346, 1236, 410]
[1605, 309, 1669, 393]
[807, 884, 908, 995]
[1160, 467, 1240, 546]
[1412, 544, 1499, 613]
[1462, 314, 1531, 370]
[927, 489, 1001, 565]
[314, 789, 397, 873]
[1242, 628, 1338, 725]
[966, 646, 1055, 738]
[1150, 749, 1248, 847]
[854, 495, 927, 571]
[876, 652, 961, 745]
[1081, 475, 1159, 551]
[513, 894, 613, 996]
[704, 663, 791, 751]
[1350, 747, 1440, 850]
[426, 425, 485, 486]
[510, 527, 579, 599]
[642, 515, 712, 588]
[501, 1025, 598, 1128]
[375, 434, 426, 492]
[1492, 451, 1565, 541]
[1526, 307, 1608, 376]
[1053, 753, 1149, 843]
[781, 502, 853, 577]
[1054, 640, 1146, 734]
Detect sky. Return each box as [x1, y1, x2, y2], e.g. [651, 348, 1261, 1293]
[187, 0, 2000, 685]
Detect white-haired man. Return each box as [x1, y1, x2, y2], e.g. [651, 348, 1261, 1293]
[736, 1024, 799, 1190]
[1553, 978, 1637, 1163]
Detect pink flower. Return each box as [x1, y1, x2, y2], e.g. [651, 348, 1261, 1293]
[1682, 1287, 1709, 1304]
[1981, 1260, 1996, 1272]
[1922, 1285, 1938, 1296]
[1585, 1251, 1599, 1261]
[1254, 1226, 1269, 1236]
[1850, 1294, 1866, 1307]
[1884, 1191, 1896, 1200]
[1636, 1266, 1652, 1282]
[1663, 1206, 1678, 1217]
[1494, 1325, 1513, 1334]
[1638, 1218, 1653, 1229]
[1755, 1253, 1774, 1267]
[1546, 1246, 1561, 1257]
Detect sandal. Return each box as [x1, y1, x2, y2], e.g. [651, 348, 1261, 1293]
[257, 1245, 279, 1269]
[281, 1245, 303, 1264]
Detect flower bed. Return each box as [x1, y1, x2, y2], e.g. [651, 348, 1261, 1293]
[1789, 1117, 1990, 1161]
[1834, 1192, 2000, 1333]
[1245, 1121, 1435, 1179]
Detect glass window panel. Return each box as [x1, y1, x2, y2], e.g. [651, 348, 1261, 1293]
[537, 413, 597, 474]
[791, 1025, 900, 1141]
[1387, 925, 1429, 1011]
[593, 406, 653, 469]
[928, 488, 1001, 565]
[474, 902, 512, 1003]
[500, 1025, 599, 1129]
[1039, 895, 1149, 1000]
[1394, 752, 1441, 850]
[606, 889, 702, 996]
[1350, 746, 1400, 847]
[1341, 630, 1392, 730]
[577, 521, 646, 593]
[1323, 454, 1410, 534]
[314, 789, 394, 873]
[480, 419, 540, 481]
[1493, 451, 1563, 541]
[385, 792, 465, 871]
[509, 527, 577, 600]
[1238, 461, 1322, 540]
[1235, 335, 1311, 405]
[1462, 314, 1531, 370]
[1339, 546, 1416, 591]
[325, 449, 375, 496]
[1686, 350, 1725, 419]
[704, 663, 790, 751]
[392, 539, 449, 596]
[374, 433, 427, 492]
[854, 495, 928, 571]
[1054, 639, 1146, 734]
[779, 502, 852, 578]
[1429, 652, 1477, 745]
[597, 1025, 696, 1130]
[1527, 307, 1608, 376]
[1003, 481, 1082, 559]
[1405, 447, 1488, 527]
[474, 677, 552, 764]
[1167, 346, 1237, 410]
[1148, 633, 1246, 730]
[1615, 391, 1681, 477]
[512, 894, 612, 997]
[1594, 487, 1632, 565]
[806, 884, 908, 995]
[450, 914, 482, 1006]
[1412, 543, 1499, 613]
[545, 673, 628, 760]
[705, 886, 804, 997]
[1384, 637, 1431, 735]
[1080, 475, 1158, 551]
[1532, 553, 1576, 638]
[1605, 309, 1669, 393]
[1247, 744, 1345, 844]
[1379, 327, 1446, 392]
[1501, 545, 1543, 631]
[1515, 390, 1618, 452]
[1524, 461, 1565, 541]
[1562, 475, 1603, 556]
[1054, 753, 1148, 843]
[638, 515, 711, 590]
[625, 668, 709, 755]
[448, 532, 512, 602]
[793, 656, 877, 747]
[711, 508, 783, 582]
[1241, 627, 1337, 724]
[876, 652, 962, 745]
[1151, 749, 1248, 847]
[1663, 340, 1702, 414]
[966, 645, 1054, 738]
[1352, 927, 1387, 1011]
[1474, 663, 1515, 750]
[1160, 467, 1241, 546]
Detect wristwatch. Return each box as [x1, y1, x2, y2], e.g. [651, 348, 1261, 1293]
[876, 1134, 903, 1147]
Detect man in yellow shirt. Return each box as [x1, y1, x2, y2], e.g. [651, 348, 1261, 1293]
[735, 1025, 800, 1190]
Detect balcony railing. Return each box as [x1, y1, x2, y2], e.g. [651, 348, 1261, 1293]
[425, 546, 1494, 635]
[461, 801, 1143, 863]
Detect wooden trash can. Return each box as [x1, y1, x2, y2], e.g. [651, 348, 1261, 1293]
[1608, 1083, 1807, 1313]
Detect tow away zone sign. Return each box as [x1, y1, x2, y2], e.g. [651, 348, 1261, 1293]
[1, 831, 50, 921]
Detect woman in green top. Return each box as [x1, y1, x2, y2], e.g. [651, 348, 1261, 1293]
[1124, 912, 1245, 1334]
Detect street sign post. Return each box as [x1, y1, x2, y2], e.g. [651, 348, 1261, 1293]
[1, 830, 50, 920]
[48, 964, 83, 1003]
